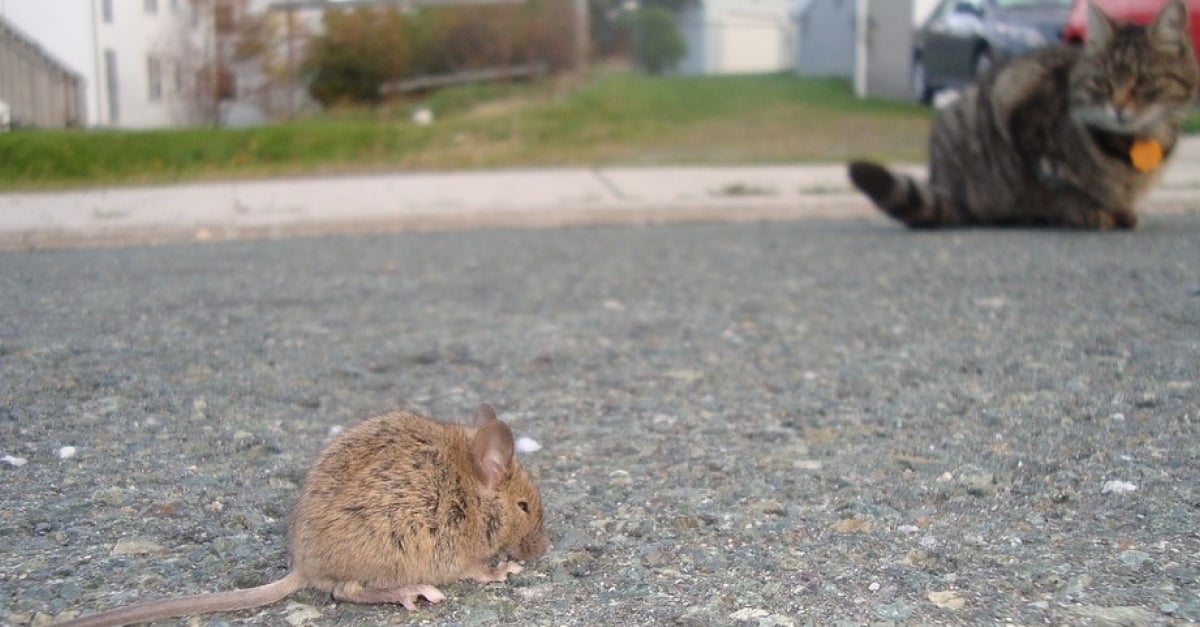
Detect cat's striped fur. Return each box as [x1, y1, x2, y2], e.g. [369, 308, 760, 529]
[849, 0, 1199, 229]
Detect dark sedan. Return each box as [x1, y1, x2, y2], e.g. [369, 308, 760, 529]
[911, 0, 1073, 103]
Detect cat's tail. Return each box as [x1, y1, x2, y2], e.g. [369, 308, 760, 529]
[847, 161, 953, 228]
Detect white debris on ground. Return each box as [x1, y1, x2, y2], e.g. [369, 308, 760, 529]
[58, 446, 77, 459]
[2, 454, 28, 467]
[516, 436, 542, 454]
[411, 107, 434, 126]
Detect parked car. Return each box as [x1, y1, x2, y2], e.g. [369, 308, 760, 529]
[1062, 0, 1200, 67]
[911, 0, 1074, 103]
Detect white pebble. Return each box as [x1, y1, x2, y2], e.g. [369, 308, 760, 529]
[1102, 480, 1138, 494]
[327, 425, 344, 438]
[515, 436, 542, 454]
[58, 446, 77, 459]
[2, 454, 28, 467]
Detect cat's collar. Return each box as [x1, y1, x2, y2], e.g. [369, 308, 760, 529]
[1086, 127, 1166, 172]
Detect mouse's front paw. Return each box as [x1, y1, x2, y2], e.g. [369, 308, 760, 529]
[470, 560, 523, 583]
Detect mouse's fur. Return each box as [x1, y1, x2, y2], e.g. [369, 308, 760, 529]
[61, 404, 547, 627]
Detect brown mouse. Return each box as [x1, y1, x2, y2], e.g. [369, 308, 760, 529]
[61, 403, 548, 627]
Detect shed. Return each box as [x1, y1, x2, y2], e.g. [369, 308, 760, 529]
[677, 0, 795, 75]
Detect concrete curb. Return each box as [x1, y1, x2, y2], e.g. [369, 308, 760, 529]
[2, 136, 1199, 250]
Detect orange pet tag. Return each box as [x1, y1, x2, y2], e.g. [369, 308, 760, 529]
[1130, 138, 1163, 172]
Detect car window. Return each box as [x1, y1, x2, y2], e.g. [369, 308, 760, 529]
[957, 0, 985, 12]
[933, 0, 960, 19]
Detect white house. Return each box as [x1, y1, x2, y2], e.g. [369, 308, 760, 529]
[676, 0, 795, 75]
[93, 0, 217, 128]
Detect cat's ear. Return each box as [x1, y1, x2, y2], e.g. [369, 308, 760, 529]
[1084, 0, 1116, 54]
[1149, 0, 1191, 56]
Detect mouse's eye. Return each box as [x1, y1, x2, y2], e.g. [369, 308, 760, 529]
[518, 501, 529, 513]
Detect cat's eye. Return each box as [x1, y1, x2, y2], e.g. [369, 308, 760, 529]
[518, 501, 530, 513]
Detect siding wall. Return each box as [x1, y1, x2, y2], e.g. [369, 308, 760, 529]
[0, 16, 84, 128]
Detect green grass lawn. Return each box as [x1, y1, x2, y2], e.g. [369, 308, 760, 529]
[0, 72, 931, 190]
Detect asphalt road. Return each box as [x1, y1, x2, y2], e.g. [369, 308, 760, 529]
[2, 214, 1199, 626]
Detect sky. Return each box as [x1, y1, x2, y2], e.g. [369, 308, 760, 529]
[0, 0, 93, 77]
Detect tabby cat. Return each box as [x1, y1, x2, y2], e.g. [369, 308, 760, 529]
[849, 0, 1199, 229]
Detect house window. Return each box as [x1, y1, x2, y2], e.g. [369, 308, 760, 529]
[216, 66, 236, 100]
[144, 0, 158, 15]
[147, 56, 163, 102]
[101, 0, 113, 23]
[104, 48, 120, 123]
[215, 1, 236, 34]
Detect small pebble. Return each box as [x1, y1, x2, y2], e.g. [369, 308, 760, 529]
[729, 608, 770, 621]
[2, 454, 28, 467]
[284, 602, 321, 626]
[1101, 480, 1138, 494]
[58, 446, 77, 460]
[110, 538, 167, 556]
[1118, 549, 1151, 568]
[928, 590, 966, 610]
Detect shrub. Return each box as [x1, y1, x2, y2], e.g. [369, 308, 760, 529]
[303, 3, 574, 107]
[630, 6, 685, 74]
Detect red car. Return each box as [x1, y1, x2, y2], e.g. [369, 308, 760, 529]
[1062, 0, 1200, 65]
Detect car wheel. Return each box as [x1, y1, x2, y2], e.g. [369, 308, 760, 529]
[972, 48, 994, 80]
[911, 56, 933, 105]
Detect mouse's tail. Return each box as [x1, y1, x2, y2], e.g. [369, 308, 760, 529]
[58, 571, 305, 627]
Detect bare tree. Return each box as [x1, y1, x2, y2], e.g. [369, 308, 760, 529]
[157, 0, 301, 126]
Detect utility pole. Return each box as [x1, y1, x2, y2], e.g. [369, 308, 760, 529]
[286, 6, 295, 120]
[573, 0, 588, 80]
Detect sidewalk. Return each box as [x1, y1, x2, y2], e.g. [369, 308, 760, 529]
[2, 137, 1199, 250]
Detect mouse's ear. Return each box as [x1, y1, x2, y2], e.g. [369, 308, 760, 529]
[475, 403, 498, 427]
[471, 416, 514, 490]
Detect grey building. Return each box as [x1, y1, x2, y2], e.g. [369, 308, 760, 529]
[792, 0, 855, 78]
[0, 14, 84, 128]
[791, 0, 913, 101]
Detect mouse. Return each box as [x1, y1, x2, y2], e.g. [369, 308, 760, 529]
[61, 403, 548, 627]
